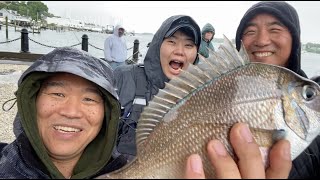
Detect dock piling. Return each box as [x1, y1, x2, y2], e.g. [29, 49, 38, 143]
[20, 28, 29, 53]
[132, 39, 139, 63]
[82, 34, 88, 52]
[5, 16, 8, 39]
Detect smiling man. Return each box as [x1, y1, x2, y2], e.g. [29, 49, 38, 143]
[36, 73, 105, 174]
[0, 47, 127, 178]
[235, 1, 319, 178]
[235, 1, 307, 78]
[241, 13, 292, 67]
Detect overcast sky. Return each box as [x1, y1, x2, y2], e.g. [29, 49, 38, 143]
[43, 1, 320, 43]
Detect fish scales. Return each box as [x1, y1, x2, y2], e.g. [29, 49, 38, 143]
[97, 36, 320, 179]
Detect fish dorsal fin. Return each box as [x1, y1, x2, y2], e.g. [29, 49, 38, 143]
[136, 35, 250, 153]
[239, 40, 250, 63]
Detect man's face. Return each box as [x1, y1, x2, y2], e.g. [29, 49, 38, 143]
[36, 73, 105, 163]
[118, 28, 124, 37]
[241, 13, 292, 67]
[160, 30, 198, 79]
[204, 31, 214, 41]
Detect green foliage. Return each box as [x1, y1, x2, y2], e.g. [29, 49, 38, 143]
[26, 1, 48, 20]
[0, 3, 6, 10]
[2, 1, 51, 20]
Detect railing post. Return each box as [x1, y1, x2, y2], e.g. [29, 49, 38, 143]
[82, 34, 88, 52]
[20, 28, 29, 53]
[132, 39, 139, 63]
[5, 16, 8, 39]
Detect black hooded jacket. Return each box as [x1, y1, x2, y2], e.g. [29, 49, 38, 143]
[113, 15, 201, 160]
[235, 1, 319, 178]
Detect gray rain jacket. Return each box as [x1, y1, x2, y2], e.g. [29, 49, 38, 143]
[199, 23, 215, 58]
[0, 47, 126, 178]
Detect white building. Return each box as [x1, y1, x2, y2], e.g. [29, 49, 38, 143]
[0, 8, 17, 23]
[0, 8, 31, 25]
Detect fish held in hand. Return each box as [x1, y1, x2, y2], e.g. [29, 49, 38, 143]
[97, 35, 320, 179]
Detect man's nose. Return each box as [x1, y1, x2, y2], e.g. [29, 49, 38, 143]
[254, 30, 271, 46]
[59, 98, 83, 119]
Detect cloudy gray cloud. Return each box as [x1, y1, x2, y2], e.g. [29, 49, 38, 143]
[43, 1, 320, 43]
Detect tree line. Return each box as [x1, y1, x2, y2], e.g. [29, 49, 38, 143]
[0, 1, 55, 21]
[305, 42, 320, 54]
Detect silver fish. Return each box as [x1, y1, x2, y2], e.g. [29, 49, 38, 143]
[97, 36, 320, 179]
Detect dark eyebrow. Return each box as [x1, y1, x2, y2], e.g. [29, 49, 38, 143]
[245, 20, 285, 28]
[268, 21, 285, 27]
[84, 87, 103, 97]
[42, 81, 64, 88]
[245, 22, 256, 28]
[43, 81, 103, 97]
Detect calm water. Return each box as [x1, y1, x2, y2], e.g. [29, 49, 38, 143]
[1, 26, 319, 78]
[0, 26, 153, 62]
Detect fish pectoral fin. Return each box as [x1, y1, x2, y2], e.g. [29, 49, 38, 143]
[250, 128, 287, 147]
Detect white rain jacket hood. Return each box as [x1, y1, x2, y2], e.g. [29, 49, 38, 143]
[104, 25, 127, 63]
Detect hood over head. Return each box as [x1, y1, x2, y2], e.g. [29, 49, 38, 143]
[113, 24, 125, 36]
[201, 23, 215, 41]
[16, 47, 121, 178]
[144, 15, 201, 90]
[235, 1, 307, 77]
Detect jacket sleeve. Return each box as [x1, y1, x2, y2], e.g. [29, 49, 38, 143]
[113, 65, 136, 111]
[289, 135, 320, 178]
[198, 41, 209, 58]
[104, 37, 114, 62]
[209, 42, 215, 52]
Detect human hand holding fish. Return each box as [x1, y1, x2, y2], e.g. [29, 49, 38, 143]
[96, 36, 320, 179]
[184, 123, 292, 179]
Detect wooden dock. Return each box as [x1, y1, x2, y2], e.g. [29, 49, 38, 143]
[0, 52, 43, 63]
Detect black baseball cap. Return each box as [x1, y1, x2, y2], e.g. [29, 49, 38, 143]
[165, 16, 200, 45]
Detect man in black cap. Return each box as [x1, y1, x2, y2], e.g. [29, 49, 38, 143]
[235, 1, 319, 178]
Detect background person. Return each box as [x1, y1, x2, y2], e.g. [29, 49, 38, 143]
[199, 23, 215, 58]
[104, 25, 128, 69]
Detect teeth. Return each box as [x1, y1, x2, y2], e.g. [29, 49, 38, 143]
[254, 52, 272, 57]
[54, 126, 81, 133]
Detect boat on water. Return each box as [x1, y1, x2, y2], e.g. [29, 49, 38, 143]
[14, 25, 41, 34]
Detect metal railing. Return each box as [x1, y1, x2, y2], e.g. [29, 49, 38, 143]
[1, 28, 142, 63]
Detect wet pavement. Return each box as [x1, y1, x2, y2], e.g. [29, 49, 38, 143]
[0, 61, 30, 143]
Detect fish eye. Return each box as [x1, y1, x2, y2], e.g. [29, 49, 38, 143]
[302, 85, 316, 101]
